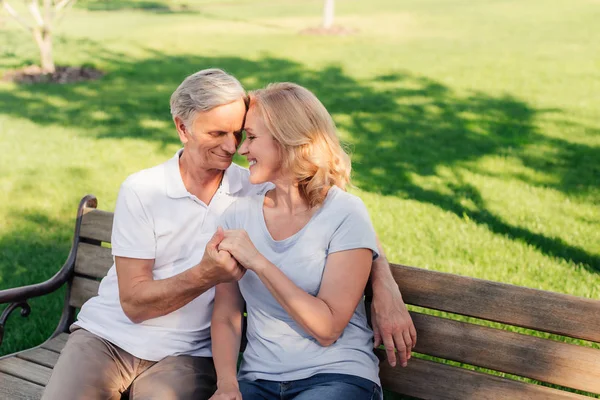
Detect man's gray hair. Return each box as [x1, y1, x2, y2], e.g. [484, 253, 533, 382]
[170, 68, 246, 125]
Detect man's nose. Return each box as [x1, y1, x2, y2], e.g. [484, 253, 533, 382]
[222, 133, 237, 154]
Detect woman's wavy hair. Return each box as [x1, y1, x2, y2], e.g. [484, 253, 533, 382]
[249, 82, 351, 208]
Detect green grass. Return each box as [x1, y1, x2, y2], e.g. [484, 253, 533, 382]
[0, 0, 598, 397]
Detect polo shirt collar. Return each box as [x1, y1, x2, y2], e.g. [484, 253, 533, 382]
[165, 149, 244, 198]
[220, 162, 243, 195]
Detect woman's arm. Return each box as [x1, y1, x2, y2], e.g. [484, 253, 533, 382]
[219, 230, 372, 347]
[210, 282, 245, 398]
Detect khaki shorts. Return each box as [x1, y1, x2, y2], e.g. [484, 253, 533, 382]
[42, 327, 216, 400]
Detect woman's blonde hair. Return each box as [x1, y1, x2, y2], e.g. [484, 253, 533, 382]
[249, 82, 351, 208]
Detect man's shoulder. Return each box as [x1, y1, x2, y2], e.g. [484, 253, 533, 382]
[121, 161, 168, 194]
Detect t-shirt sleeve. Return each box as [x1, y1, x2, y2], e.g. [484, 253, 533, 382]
[111, 183, 156, 259]
[328, 197, 379, 260]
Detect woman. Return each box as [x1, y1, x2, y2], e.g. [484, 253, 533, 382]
[210, 82, 382, 400]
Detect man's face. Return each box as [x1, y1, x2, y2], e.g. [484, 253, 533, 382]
[177, 97, 246, 171]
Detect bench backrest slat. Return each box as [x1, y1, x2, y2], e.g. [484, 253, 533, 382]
[411, 312, 600, 394]
[70, 276, 100, 309]
[377, 354, 590, 400]
[80, 210, 113, 243]
[392, 264, 600, 343]
[75, 242, 113, 279]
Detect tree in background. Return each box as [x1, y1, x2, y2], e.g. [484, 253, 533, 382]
[1, 0, 76, 73]
[322, 0, 334, 29]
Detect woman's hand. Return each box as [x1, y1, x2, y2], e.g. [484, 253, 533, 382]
[219, 229, 266, 272]
[209, 381, 242, 400]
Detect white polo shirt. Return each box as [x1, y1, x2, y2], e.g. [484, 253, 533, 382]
[75, 150, 268, 361]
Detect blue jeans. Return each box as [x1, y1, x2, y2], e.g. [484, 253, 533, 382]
[239, 373, 382, 400]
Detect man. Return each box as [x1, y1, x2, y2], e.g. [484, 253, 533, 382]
[42, 69, 416, 399]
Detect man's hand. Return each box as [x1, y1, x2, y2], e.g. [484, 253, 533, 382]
[198, 227, 246, 284]
[371, 278, 417, 367]
[209, 379, 242, 400]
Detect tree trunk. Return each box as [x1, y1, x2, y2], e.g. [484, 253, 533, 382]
[322, 0, 334, 29]
[33, 27, 55, 74]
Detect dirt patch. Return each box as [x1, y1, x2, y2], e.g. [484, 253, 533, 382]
[2, 65, 105, 84]
[299, 26, 359, 36]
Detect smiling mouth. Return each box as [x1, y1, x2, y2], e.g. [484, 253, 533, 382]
[248, 160, 257, 167]
[214, 153, 233, 160]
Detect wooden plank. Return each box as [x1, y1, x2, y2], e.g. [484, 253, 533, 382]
[75, 242, 113, 278]
[40, 333, 70, 353]
[392, 264, 600, 342]
[377, 352, 590, 400]
[410, 312, 600, 394]
[0, 357, 52, 386]
[69, 277, 100, 309]
[17, 347, 60, 369]
[0, 372, 43, 400]
[80, 209, 113, 243]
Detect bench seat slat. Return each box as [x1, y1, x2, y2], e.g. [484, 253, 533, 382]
[377, 352, 590, 400]
[17, 348, 61, 369]
[393, 264, 600, 342]
[80, 209, 113, 243]
[70, 277, 101, 309]
[75, 242, 113, 278]
[411, 312, 600, 394]
[0, 357, 52, 386]
[0, 372, 43, 400]
[40, 333, 70, 353]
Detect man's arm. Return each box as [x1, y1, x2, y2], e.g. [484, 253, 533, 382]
[117, 227, 245, 323]
[370, 237, 417, 367]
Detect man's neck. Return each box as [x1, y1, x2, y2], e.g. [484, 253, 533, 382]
[179, 153, 224, 205]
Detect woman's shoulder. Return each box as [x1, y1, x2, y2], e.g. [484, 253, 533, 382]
[325, 186, 367, 213]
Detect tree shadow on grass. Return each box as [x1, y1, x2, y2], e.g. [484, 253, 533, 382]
[0, 47, 598, 273]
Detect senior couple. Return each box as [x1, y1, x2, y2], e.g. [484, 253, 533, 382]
[42, 69, 416, 400]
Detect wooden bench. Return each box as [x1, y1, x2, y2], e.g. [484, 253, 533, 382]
[1, 195, 599, 399]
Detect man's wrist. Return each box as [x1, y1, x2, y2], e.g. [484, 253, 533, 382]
[371, 263, 403, 301]
[217, 378, 239, 389]
[190, 260, 214, 289]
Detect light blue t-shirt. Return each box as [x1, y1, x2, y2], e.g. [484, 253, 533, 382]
[220, 185, 381, 386]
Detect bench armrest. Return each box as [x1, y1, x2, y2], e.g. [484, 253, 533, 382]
[0, 255, 75, 304]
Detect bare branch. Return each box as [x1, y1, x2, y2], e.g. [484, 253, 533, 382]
[54, 0, 74, 13]
[43, 0, 51, 23]
[54, 0, 75, 25]
[26, 0, 45, 27]
[2, 1, 33, 31]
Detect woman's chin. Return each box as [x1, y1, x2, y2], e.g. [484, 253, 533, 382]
[249, 173, 267, 185]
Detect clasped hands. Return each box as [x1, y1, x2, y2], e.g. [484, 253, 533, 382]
[202, 227, 264, 284]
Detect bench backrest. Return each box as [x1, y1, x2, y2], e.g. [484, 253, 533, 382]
[72, 207, 600, 399]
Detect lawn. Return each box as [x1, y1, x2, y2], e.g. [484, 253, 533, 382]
[0, 0, 599, 396]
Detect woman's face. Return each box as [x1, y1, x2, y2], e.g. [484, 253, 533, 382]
[239, 106, 283, 184]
